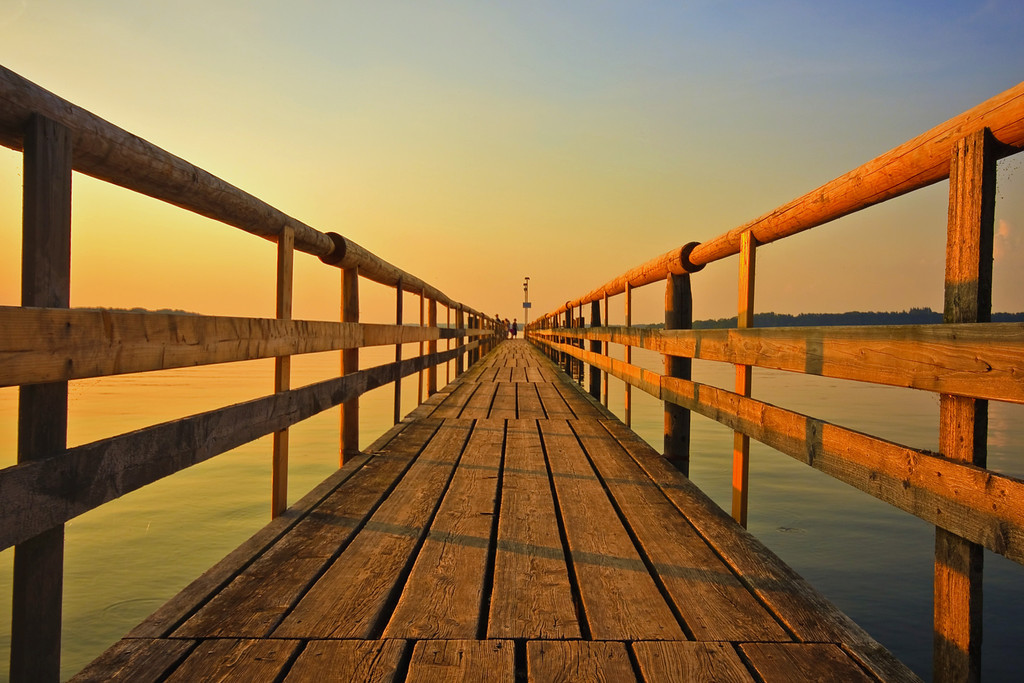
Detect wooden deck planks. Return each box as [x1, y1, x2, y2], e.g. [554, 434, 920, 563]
[165, 639, 301, 682]
[488, 420, 580, 640]
[571, 418, 790, 642]
[632, 642, 756, 682]
[75, 340, 916, 682]
[516, 383, 547, 420]
[408, 640, 514, 682]
[274, 419, 473, 639]
[540, 418, 685, 640]
[527, 641, 635, 682]
[285, 640, 405, 682]
[383, 419, 502, 639]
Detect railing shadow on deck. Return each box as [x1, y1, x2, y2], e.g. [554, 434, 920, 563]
[0, 65, 502, 681]
[528, 81, 1024, 682]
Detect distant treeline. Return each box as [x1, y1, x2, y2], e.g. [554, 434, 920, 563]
[691, 307, 1024, 329]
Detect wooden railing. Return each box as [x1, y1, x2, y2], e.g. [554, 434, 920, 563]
[0, 66, 500, 681]
[529, 82, 1024, 683]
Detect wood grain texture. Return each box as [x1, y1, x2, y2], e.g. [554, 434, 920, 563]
[488, 382, 518, 418]
[12, 113, 71, 683]
[934, 127, 996, 683]
[273, 419, 472, 638]
[164, 639, 301, 682]
[516, 383, 547, 420]
[70, 639, 195, 682]
[740, 643, 875, 683]
[572, 418, 788, 641]
[384, 419, 502, 638]
[172, 437, 427, 638]
[0, 307, 469, 387]
[126, 451, 375, 639]
[284, 640, 405, 682]
[604, 417, 920, 682]
[541, 418, 684, 640]
[489, 420, 580, 639]
[408, 640, 514, 682]
[632, 642, 755, 683]
[527, 641, 635, 683]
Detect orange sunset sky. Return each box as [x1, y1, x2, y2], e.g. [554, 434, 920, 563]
[1, 1, 1023, 325]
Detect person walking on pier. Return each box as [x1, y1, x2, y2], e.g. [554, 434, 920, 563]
[511, 319, 518, 338]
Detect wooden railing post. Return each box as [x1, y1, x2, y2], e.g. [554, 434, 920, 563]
[446, 305, 451, 384]
[456, 306, 465, 376]
[562, 310, 571, 374]
[418, 289, 425, 404]
[271, 225, 294, 518]
[394, 279, 404, 424]
[934, 129, 996, 683]
[731, 231, 757, 527]
[624, 281, 633, 428]
[589, 300, 601, 399]
[602, 293, 609, 407]
[428, 298, 438, 396]
[12, 114, 71, 683]
[664, 273, 692, 475]
[340, 267, 359, 464]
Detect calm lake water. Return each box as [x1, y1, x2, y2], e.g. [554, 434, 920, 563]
[0, 343, 1021, 680]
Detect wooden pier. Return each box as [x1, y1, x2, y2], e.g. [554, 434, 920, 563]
[73, 340, 911, 681]
[3, 67, 1024, 681]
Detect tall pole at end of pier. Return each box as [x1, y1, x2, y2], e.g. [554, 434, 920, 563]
[523, 276, 531, 327]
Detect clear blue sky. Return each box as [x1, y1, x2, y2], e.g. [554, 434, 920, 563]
[1, 1, 1022, 322]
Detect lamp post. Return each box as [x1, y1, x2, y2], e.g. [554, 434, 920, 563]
[523, 276, 531, 327]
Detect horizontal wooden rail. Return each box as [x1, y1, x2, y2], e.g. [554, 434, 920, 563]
[0, 341, 477, 551]
[531, 322, 1024, 404]
[0, 306, 490, 387]
[0, 67, 492, 317]
[539, 80, 1024, 318]
[535, 336, 1024, 566]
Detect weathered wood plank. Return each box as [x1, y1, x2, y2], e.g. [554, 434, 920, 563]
[535, 383, 575, 420]
[273, 419, 472, 638]
[126, 451, 375, 639]
[0, 307, 467, 387]
[572, 418, 789, 641]
[428, 381, 479, 419]
[527, 641, 635, 682]
[516, 384, 546, 420]
[172, 445, 424, 638]
[284, 640, 405, 682]
[632, 642, 755, 683]
[540, 419, 684, 640]
[488, 382, 518, 418]
[460, 381, 498, 418]
[551, 377, 605, 419]
[407, 640, 514, 682]
[740, 643, 875, 683]
[163, 639, 300, 682]
[532, 322, 1024, 404]
[384, 419, 502, 638]
[70, 639, 195, 682]
[488, 420, 580, 639]
[602, 418, 920, 682]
